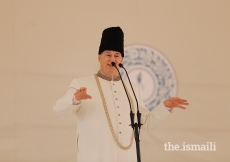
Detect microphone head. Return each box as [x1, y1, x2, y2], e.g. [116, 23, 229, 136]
[118, 63, 123, 68]
[111, 62, 116, 66]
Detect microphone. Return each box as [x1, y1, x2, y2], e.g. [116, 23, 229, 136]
[111, 62, 135, 129]
[119, 63, 142, 129]
[111, 62, 116, 67]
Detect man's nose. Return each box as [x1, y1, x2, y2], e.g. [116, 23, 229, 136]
[110, 56, 115, 62]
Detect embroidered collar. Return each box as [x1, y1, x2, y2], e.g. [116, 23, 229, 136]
[96, 71, 120, 81]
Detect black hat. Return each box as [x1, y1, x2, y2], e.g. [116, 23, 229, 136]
[98, 27, 124, 57]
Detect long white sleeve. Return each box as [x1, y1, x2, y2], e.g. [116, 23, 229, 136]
[138, 86, 171, 130]
[53, 79, 82, 117]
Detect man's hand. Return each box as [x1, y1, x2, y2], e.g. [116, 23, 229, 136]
[74, 87, 92, 101]
[163, 97, 189, 109]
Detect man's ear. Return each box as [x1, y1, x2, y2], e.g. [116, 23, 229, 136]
[98, 54, 101, 62]
[119, 57, 123, 64]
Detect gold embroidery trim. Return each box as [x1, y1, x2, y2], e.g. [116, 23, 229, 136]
[94, 74, 134, 150]
[96, 71, 120, 81]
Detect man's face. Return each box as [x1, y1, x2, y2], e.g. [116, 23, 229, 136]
[98, 50, 123, 76]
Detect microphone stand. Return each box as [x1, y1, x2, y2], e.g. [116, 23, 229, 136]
[111, 62, 142, 162]
[119, 63, 142, 162]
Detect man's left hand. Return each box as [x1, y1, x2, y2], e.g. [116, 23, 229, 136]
[163, 97, 189, 109]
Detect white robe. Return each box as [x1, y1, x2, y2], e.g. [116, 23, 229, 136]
[53, 75, 171, 162]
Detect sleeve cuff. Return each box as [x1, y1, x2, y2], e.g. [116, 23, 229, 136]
[72, 95, 82, 105]
[165, 106, 172, 111]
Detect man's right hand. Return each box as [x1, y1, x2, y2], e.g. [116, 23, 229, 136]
[74, 87, 92, 101]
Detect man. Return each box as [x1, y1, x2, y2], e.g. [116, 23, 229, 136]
[53, 27, 189, 162]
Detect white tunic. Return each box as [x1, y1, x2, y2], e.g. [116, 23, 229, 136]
[53, 75, 171, 162]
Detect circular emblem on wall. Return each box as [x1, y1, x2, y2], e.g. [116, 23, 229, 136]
[121, 45, 177, 111]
